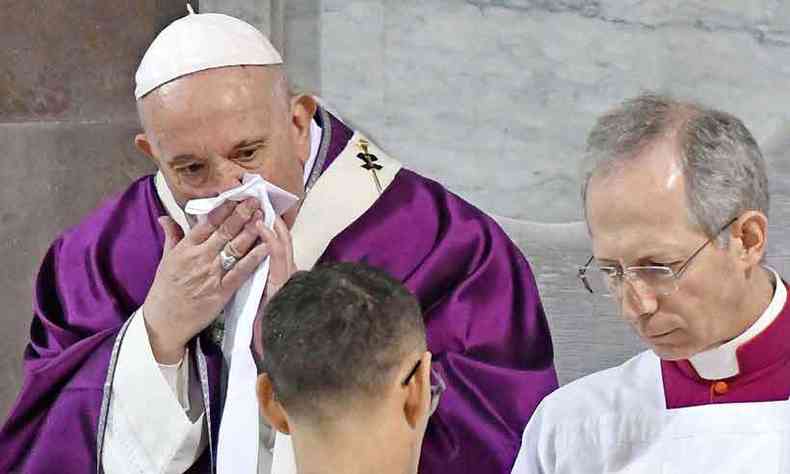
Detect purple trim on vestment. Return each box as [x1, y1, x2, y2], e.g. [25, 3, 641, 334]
[320, 111, 355, 172]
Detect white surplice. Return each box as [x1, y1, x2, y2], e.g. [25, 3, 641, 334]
[511, 275, 790, 474]
[511, 350, 790, 473]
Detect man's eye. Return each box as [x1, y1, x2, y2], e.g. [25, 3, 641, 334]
[600, 267, 621, 276]
[648, 261, 680, 268]
[179, 163, 205, 175]
[236, 148, 258, 161]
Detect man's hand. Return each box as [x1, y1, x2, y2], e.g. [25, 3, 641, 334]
[261, 215, 297, 303]
[143, 198, 269, 364]
[251, 214, 297, 369]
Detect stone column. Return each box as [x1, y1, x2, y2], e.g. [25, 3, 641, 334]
[0, 1, 196, 417]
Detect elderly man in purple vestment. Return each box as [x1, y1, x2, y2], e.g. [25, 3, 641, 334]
[512, 94, 790, 473]
[0, 8, 557, 474]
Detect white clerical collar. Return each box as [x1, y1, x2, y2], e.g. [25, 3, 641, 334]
[688, 267, 786, 380]
[155, 117, 323, 233]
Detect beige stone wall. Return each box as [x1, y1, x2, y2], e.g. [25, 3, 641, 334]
[0, 0, 189, 418]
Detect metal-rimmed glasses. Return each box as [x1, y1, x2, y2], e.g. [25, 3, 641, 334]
[402, 359, 446, 416]
[577, 217, 737, 298]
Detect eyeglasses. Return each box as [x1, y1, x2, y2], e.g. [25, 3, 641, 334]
[578, 217, 737, 298]
[402, 358, 446, 416]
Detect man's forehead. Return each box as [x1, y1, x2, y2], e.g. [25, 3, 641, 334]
[589, 138, 685, 205]
[597, 137, 683, 184]
[591, 228, 693, 262]
[145, 66, 279, 111]
[587, 141, 699, 259]
[140, 69, 281, 155]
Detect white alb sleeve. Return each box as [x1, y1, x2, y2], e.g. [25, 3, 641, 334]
[101, 309, 207, 473]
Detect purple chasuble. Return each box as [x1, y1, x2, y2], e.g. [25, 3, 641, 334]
[0, 110, 558, 473]
[662, 281, 790, 408]
[0, 172, 220, 473]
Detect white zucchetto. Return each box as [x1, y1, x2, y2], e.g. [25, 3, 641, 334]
[134, 4, 283, 99]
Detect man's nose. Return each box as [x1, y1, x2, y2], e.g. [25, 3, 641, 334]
[620, 278, 658, 322]
[212, 154, 245, 193]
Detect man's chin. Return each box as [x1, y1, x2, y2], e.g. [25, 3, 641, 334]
[649, 344, 696, 361]
[643, 333, 698, 361]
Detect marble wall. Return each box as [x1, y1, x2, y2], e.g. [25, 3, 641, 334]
[234, 0, 790, 383]
[317, 0, 790, 223]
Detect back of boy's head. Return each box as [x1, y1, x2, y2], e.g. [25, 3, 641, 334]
[255, 261, 426, 423]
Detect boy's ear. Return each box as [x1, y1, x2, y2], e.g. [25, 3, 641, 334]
[403, 352, 432, 429]
[257, 373, 291, 435]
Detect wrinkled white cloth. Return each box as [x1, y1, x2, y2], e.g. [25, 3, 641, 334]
[185, 174, 298, 474]
[511, 353, 790, 474]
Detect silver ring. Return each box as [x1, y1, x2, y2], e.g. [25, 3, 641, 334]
[219, 247, 238, 271]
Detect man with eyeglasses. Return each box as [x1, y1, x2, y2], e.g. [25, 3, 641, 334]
[254, 262, 443, 474]
[512, 93, 790, 473]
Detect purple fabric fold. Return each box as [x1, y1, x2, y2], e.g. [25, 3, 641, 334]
[319, 167, 558, 472]
[0, 177, 224, 473]
[1, 177, 166, 472]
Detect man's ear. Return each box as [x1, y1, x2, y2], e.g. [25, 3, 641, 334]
[134, 133, 158, 165]
[730, 211, 768, 268]
[403, 351, 432, 430]
[256, 373, 291, 435]
[289, 94, 318, 166]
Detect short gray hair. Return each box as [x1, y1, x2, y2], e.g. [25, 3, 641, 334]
[581, 93, 769, 243]
[256, 262, 426, 422]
